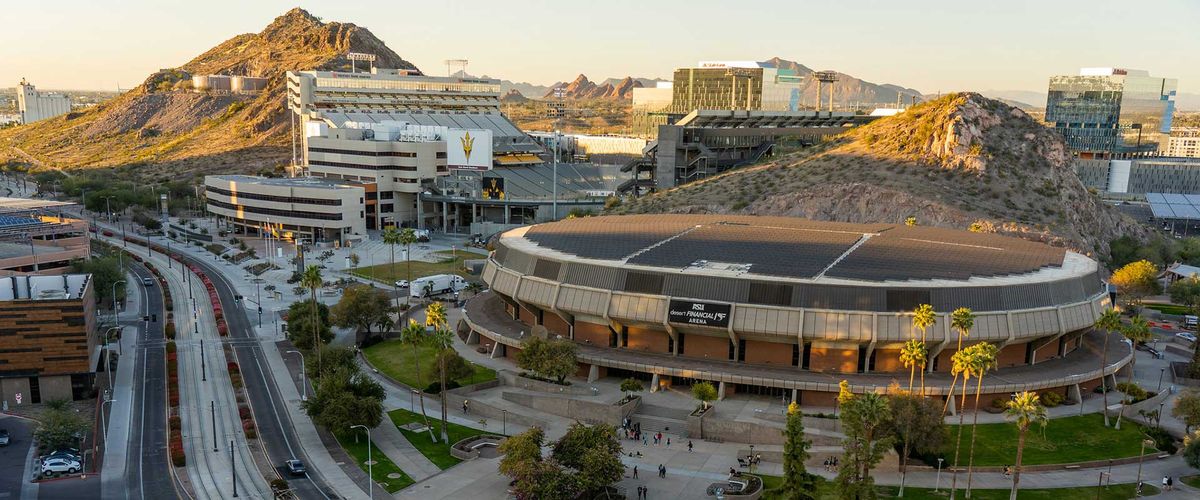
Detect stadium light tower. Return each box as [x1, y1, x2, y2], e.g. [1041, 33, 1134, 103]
[552, 87, 565, 220]
[815, 71, 838, 112]
[347, 52, 376, 73]
[445, 59, 468, 77]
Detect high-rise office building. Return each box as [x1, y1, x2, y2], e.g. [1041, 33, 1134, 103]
[17, 79, 71, 124]
[1165, 128, 1200, 159]
[1045, 68, 1177, 158]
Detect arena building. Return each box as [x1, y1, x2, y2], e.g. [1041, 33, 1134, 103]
[464, 215, 1128, 411]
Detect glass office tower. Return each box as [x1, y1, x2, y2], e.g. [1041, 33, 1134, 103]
[1046, 68, 1177, 158]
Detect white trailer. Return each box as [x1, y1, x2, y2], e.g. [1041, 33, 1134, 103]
[410, 274, 467, 298]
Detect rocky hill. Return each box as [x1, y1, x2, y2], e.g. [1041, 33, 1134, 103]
[545, 75, 644, 100]
[765, 57, 924, 107]
[611, 93, 1149, 257]
[0, 8, 416, 181]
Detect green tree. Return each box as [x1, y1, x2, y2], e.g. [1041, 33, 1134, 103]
[1168, 276, 1200, 377]
[692, 381, 717, 411]
[1094, 309, 1122, 427]
[499, 426, 545, 477]
[1185, 430, 1200, 469]
[889, 388, 945, 497]
[302, 366, 385, 434]
[1109, 260, 1161, 311]
[33, 400, 91, 452]
[306, 345, 359, 380]
[1004, 391, 1048, 500]
[300, 265, 325, 379]
[1115, 315, 1151, 430]
[836, 392, 892, 499]
[425, 301, 447, 330]
[285, 300, 332, 351]
[543, 339, 577, 384]
[437, 349, 475, 382]
[944, 307, 975, 417]
[619, 378, 644, 401]
[899, 339, 927, 394]
[964, 342, 999, 497]
[911, 304, 937, 395]
[1173, 390, 1200, 433]
[781, 402, 816, 500]
[382, 227, 403, 309]
[330, 285, 393, 339]
[70, 256, 125, 307]
[551, 423, 624, 495]
[463, 281, 484, 298]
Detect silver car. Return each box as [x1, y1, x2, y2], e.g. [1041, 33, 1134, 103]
[41, 457, 81, 476]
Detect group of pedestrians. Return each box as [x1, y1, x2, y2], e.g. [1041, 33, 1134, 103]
[822, 456, 839, 471]
[629, 465, 667, 498]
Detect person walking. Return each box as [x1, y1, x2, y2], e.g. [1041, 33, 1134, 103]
[1168, 476, 1174, 490]
[1162, 476, 1169, 491]
[633, 465, 639, 478]
[643, 434, 648, 446]
[666, 437, 671, 447]
[462, 399, 469, 414]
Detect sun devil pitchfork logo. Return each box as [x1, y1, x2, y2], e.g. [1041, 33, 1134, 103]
[460, 131, 474, 161]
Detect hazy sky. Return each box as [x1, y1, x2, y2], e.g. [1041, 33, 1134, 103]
[3, 0, 1198, 94]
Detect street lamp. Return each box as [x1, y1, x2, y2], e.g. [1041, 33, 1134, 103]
[1159, 402, 1166, 429]
[112, 280, 126, 325]
[935, 458, 944, 492]
[748, 444, 755, 474]
[351, 424, 373, 499]
[103, 326, 123, 390]
[286, 350, 307, 401]
[502, 409, 508, 436]
[1158, 367, 1166, 393]
[1135, 438, 1153, 496]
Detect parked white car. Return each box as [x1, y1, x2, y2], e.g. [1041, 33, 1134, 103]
[393, 280, 409, 288]
[41, 457, 81, 476]
[1177, 332, 1197, 343]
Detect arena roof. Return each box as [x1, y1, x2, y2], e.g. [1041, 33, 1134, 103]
[518, 215, 1071, 283]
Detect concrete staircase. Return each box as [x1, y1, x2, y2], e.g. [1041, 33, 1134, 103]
[630, 403, 690, 437]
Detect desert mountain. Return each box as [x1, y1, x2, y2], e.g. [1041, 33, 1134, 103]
[545, 75, 644, 99]
[612, 93, 1148, 257]
[500, 89, 530, 103]
[0, 8, 416, 181]
[764, 57, 924, 107]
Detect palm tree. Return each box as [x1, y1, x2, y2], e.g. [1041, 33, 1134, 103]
[964, 342, 999, 498]
[382, 227, 402, 310]
[1005, 391, 1048, 500]
[1094, 309, 1122, 427]
[912, 304, 937, 395]
[899, 339, 928, 393]
[426, 301, 447, 332]
[944, 307, 975, 417]
[429, 328, 455, 444]
[948, 347, 973, 500]
[399, 228, 417, 305]
[1115, 315, 1151, 430]
[300, 265, 324, 378]
[400, 319, 428, 389]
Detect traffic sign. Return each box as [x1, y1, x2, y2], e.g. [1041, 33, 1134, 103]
[15, 392, 22, 405]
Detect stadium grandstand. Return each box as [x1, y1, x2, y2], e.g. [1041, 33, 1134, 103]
[0, 197, 89, 276]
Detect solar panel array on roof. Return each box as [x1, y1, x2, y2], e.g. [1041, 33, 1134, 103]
[825, 226, 1066, 281]
[1147, 192, 1200, 221]
[629, 223, 863, 278]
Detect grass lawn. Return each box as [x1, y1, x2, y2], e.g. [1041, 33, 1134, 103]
[1145, 303, 1191, 315]
[1182, 475, 1200, 488]
[756, 475, 1160, 499]
[363, 341, 496, 391]
[335, 431, 414, 493]
[352, 250, 479, 282]
[388, 408, 498, 469]
[940, 413, 1153, 466]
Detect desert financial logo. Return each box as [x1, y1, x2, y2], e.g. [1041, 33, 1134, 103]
[668, 300, 732, 328]
[460, 131, 475, 162]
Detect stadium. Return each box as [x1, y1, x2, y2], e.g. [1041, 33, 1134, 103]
[463, 215, 1128, 411]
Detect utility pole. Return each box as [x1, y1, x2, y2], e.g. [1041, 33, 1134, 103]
[231, 440, 238, 498]
[212, 401, 217, 452]
[201, 340, 206, 381]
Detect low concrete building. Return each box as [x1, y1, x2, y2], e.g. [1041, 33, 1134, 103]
[0, 274, 98, 407]
[204, 175, 368, 244]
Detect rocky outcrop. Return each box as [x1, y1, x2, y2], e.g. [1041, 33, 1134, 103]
[545, 74, 643, 100]
[613, 93, 1151, 258]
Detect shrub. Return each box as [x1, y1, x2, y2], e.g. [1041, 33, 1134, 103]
[425, 380, 462, 394]
[169, 415, 181, 431]
[170, 447, 186, 467]
[1040, 391, 1064, 407]
[239, 406, 251, 420]
[1117, 382, 1149, 402]
[165, 323, 176, 339]
[1145, 426, 1178, 455]
[165, 341, 176, 354]
[227, 361, 239, 374]
[244, 426, 257, 439]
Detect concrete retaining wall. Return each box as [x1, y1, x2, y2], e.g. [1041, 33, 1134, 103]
[498, 369, 596, 396]
[501, 391, 639, 426]
[447, 381, 546, 429]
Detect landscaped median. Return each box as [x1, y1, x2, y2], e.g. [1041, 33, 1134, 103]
[387, 408, 497, 469]
[362, 341, 496, 392]
[335, 432, 413, 493]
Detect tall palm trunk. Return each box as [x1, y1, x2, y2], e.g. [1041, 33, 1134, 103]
[908, 362, 916, 394]
[405, 243, 412, 306]
[920, 329, 927, 397]
[1100, 332, 1110, 425]
[943, 372, 959, 417]
[439, 352, 449, 443]
[899, 437, 911, 497]
[391, 244, 399, 310]
[418, 389, 435, 442]
[311, 288, 320, 379]
[966, 374, 985, 497]
[1115, 345, 1135, 430]
[1009, 428, 1027, 500]
[950, 376, 969, 500]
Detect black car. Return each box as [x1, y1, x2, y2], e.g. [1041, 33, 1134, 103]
[285, 459, 306, 476]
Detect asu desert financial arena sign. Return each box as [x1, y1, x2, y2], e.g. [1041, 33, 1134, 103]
[668, 300, 732, 328]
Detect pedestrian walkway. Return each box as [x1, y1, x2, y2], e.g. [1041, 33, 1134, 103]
[370, 417, 440, 481]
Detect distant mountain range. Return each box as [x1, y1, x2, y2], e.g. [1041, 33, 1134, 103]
[544, 75, 651, 100]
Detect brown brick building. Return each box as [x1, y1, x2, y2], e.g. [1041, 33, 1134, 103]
[0, 274, 98, 407]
